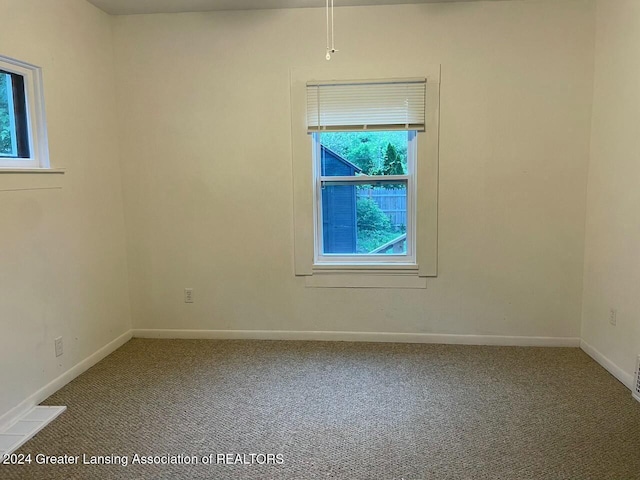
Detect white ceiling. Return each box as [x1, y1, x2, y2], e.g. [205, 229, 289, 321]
[87, 0, 492, 16]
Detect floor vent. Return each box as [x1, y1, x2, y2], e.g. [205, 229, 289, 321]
[0, 406, 66, 456]
[634, 355, 640, 403]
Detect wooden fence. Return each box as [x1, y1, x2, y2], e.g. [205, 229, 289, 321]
[357, 187, 407, 227]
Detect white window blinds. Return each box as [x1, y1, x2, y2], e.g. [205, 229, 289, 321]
[307, 78, 426, 133]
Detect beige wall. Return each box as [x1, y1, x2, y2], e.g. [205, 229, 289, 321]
[0, 0, 131, 420]
[581, 0, 640, 385]
[113, 0, 595, 337]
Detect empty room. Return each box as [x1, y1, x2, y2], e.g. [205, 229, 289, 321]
[1, 0, 639, 478]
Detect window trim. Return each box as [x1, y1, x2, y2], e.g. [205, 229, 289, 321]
[290, 64, 440, 282]
[0, 55, 50, 169]
[313, 131, 417, 265]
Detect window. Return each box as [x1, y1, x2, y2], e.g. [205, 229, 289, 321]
[308, 79, 425, 266]
[290, 64, 440, 284]
[314, 130, 416, 263]
[0, 55, 49, 169]
[0, 71, 29, 159]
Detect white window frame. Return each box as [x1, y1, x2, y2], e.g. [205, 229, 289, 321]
[0, 55, 50, 169]
[313, 131, 417, 266]
[290, 64, 440, 286]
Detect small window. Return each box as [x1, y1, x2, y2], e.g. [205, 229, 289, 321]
[0, 55, 49, 169]
[308, 79, 425, 265]
[1, 70, 30, 159]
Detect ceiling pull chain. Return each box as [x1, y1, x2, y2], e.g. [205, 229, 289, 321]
[326, 0, 338, 60]
[326, 0, 330, 60]
[331, 0, 335, 53]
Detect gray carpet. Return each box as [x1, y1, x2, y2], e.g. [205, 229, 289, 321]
[3, 339, 640, 479]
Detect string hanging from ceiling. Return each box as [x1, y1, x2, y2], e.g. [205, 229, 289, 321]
[325, 0, 338, 60]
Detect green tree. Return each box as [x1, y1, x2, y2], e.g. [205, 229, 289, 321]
[0, 74, 12, 155]
[382, 143, 405, 175]
[349, 142, 376, 174]
[357, 197, 391, 232]
[319, 131, 408, 175]
[356, 197, 401, 253]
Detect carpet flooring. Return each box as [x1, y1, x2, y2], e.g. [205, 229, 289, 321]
[3, 339, 640, 479]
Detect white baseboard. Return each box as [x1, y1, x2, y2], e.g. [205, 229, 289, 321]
[0, 330, 133, 432]
[580, 339, 633, 390]
[133, 329, 580, 347]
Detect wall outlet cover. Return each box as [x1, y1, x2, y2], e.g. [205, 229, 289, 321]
[184, 288, 194, 304]
[54, 337, 63, 357]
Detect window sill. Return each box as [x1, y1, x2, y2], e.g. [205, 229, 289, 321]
[306, 265, 426, 289]
[313, 262, 418, 274]
[0, 168, 65, 192]
[0, 168, 65, 174]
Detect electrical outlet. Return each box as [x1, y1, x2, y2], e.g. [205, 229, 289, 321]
[184, 288, 194, 304]
[609, 308, 617, 326]
[54, 337, 63, 357]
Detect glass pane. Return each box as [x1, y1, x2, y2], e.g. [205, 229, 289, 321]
[0, 72, 18, 157]
[319, 131, 409, 176]
[321, 182, 407, 255]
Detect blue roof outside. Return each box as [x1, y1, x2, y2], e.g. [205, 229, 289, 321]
[320, 145, 363, 173]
